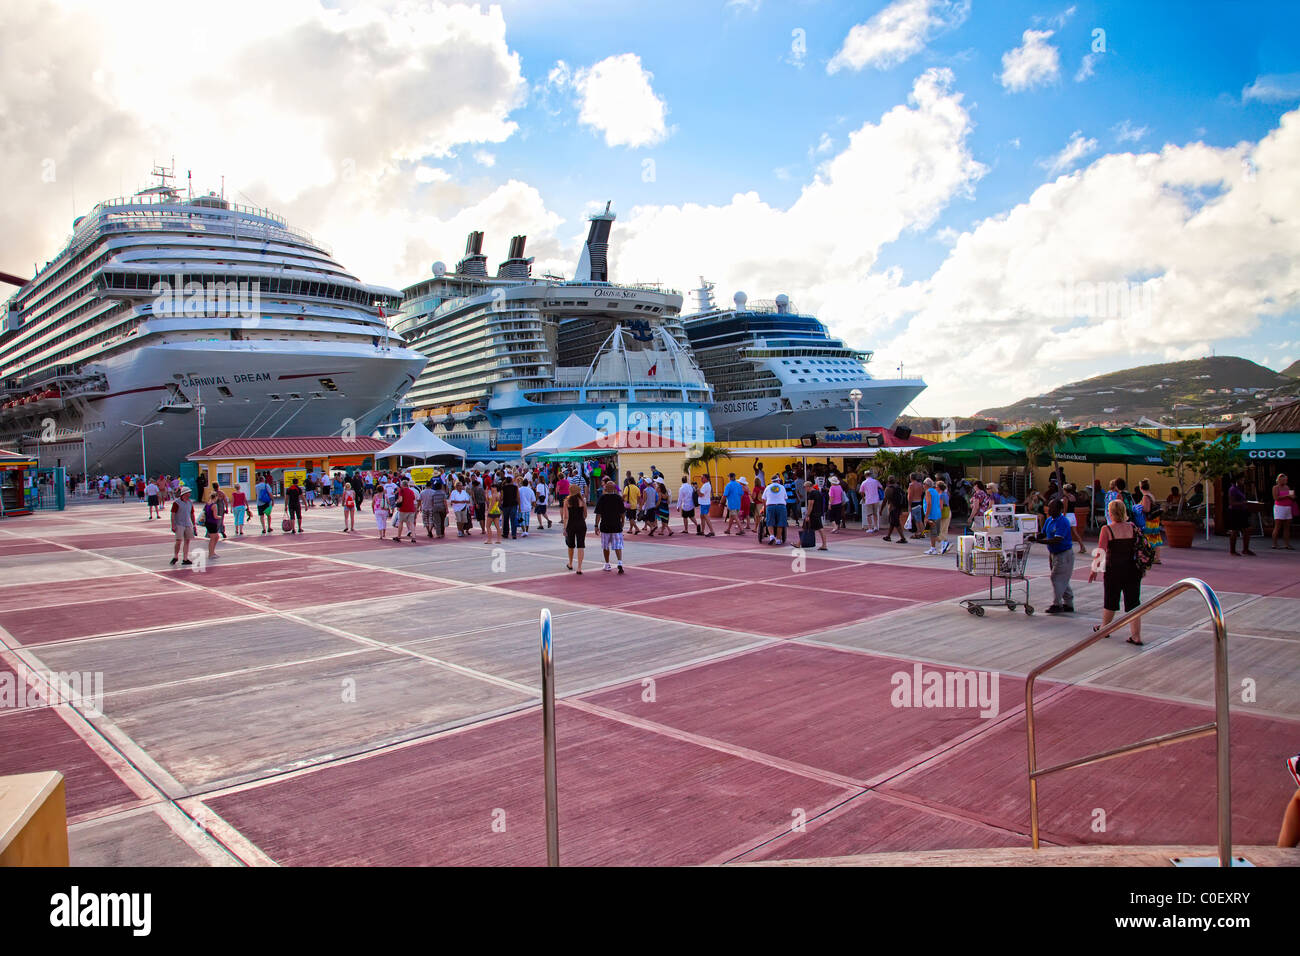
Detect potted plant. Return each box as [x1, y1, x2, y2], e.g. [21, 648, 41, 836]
[1159, 433, 1245, 547]
[1160, 433, 1205, 547]
[1194, 433, 1248, 541]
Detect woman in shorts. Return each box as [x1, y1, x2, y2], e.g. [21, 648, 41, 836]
[562, 487, 587, 573]
[202, 488, 222, 560]
[1273, 473, 1295, 550]
[341, 483, 357, 532]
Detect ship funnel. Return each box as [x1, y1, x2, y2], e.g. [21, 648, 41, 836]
[574, 202, 616, 282]
[457, 230, 488, 277]
[497, 235, 533, 279]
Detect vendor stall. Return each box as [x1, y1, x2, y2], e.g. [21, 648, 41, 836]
[0, 450, 38, 517]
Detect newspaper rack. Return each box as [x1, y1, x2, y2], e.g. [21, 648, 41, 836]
[956, 542, 1034, 617]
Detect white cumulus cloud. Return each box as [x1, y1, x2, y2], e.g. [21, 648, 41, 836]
[1039, 131, 1097, 175]
[1242, 73, 1300, 103]
[555, 53, 669, 149]
[828, 0, 969, 73]
[866, 110, 1300, 414]
[1000, 29, 1060, 91]
[0, 0, 527, 287]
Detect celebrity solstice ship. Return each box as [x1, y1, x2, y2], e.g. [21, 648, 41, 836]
[391, 203, 714, 457]
[0, 167, 426, 475]
[680, 279, 926, 440]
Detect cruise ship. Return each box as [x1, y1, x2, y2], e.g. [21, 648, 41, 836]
[681, 280, 926, 440]
[392, 204, 714, 458]
[0, 167, 426, 476]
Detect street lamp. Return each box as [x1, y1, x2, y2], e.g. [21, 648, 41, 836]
[122, 420, 162, 477]
[849, 388, 862, 429]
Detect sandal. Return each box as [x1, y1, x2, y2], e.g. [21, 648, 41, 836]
[1125, 637, 1144, 647]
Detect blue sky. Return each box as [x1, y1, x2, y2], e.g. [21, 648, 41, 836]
[4, 0, 1300, 414]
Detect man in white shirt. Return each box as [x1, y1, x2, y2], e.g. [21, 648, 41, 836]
[861, 471, 883, 533]
[762, 479, 788, 546]
[534, 478, 551, 529]
[145, 479, 160, 519]
[518, 480, 536, 537]
[677, 477, 700, 534]
[449, 481, 473, 537]
[697, 476, 715, 537]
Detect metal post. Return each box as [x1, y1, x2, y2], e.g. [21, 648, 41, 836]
[540, 609, 559, 866]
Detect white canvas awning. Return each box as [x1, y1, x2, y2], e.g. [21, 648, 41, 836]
[380, 421, 467, 460]
[522, 413, 601, 456]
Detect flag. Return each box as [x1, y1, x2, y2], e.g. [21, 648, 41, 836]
[647, 363, 657, 377]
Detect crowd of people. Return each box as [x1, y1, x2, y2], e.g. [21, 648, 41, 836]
[127, 459, 1296, 614]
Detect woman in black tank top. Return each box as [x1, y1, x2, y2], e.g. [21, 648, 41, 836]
[1088, 498, 1143, 645]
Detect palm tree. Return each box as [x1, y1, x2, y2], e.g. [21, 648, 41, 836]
[1020, 420, 1067, 491]
[872, 448, 930, 483]
[685, 442, 732, 505]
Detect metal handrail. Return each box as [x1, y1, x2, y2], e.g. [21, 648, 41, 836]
[540, 609, 559, 866]
[1025, 577, 1231, 865]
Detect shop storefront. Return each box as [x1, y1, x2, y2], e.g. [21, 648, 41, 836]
[0, 451, 38, 517]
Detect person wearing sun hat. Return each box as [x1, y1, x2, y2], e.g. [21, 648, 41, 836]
[827, 475, 845, 532]
[170, 484, 196, 566]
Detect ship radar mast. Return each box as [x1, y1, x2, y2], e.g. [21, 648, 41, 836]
[691, 277, 717, 314]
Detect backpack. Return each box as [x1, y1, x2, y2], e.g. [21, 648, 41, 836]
[1132, 524, 1156, 576]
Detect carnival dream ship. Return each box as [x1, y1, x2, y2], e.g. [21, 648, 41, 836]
[390, 204, 714, 458]
[680, 279, 927, 440]
[0, 167, 426, 475]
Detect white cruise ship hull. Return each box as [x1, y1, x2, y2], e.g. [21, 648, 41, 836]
[18, 340, 425, 475]
[708, 380, 927, 441]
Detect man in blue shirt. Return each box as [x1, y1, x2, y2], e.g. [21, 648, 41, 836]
[722, 472, 744, 534]
[784, 472, 801, 522]
[1041, 498, 1075, 613]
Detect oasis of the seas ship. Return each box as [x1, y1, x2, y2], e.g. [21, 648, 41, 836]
[681, 279, 926, 440]
[391, 204, 714, 458]
[0, 168, 426, 476]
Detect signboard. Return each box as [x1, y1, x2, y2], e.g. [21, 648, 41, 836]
[489, 429, 522, 452]
[803, 431, 885, 447]
[408, 465, 440, 485]
[283, 468, 306, 489]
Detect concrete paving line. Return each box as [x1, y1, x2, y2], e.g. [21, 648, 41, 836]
[188, 702, 544, 805]
[63, 645, 384, 703]
[68, 801, 244, 868]
[1046, 588, 1275, 693]
[0, 612, 275, 655]
[706, 790, 874, 867]
[563, 637, 782, 702]
[4, 525, 542, 699]
[717, 782, 1047, 866]
[561, 697, 866, 790]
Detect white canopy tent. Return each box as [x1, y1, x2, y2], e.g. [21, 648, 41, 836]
[380, 421, 467, 461]
[522, 413, 601, 456]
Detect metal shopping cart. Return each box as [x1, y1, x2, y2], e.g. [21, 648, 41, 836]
[956, 543, 1034, 616]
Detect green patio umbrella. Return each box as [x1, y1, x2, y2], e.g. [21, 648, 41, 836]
[921, 429, 1026, 481]
[1110, 426, 1171, 463]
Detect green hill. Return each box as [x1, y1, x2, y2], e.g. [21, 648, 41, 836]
[975, 356, 1300, 426]
[1283, 360, 1300, 379]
